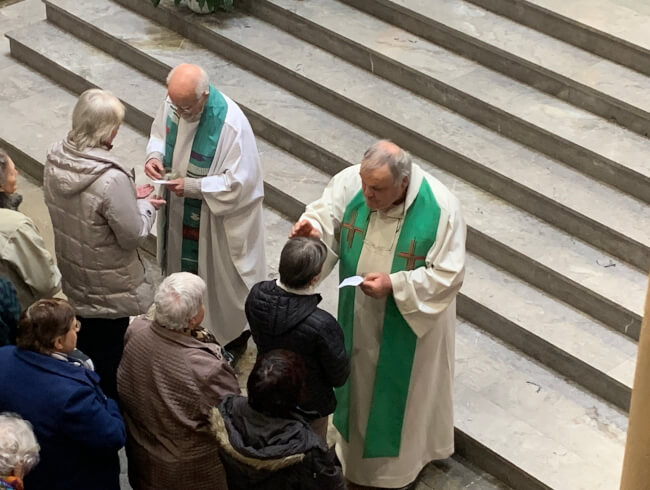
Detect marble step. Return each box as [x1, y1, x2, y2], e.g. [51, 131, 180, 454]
[461, 254, 636, 411]
[2, 20, 637, 412]
[337, 0, 650, 140]
[465, 0, 650, 77]
[7, 16, 646, 341]
[97, 0, 650, 275]
[1, 21, 629, 490]
[244, 0, 650, 205]
[7, 16, 636, 409]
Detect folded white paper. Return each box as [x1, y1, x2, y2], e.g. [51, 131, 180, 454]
[338, 275, 364, 288]
[150, 179, 177, 185]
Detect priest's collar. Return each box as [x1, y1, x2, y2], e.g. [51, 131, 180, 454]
[376, 199, 406, 219]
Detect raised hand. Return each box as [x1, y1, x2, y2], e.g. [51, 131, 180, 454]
[144, 158, 165, 180]
[136, 184, 154, 199]
[289, 219, 321, 239]
[146, 195, 166, 210]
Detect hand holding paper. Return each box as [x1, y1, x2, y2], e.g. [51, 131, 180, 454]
[338, 275, 364, 289]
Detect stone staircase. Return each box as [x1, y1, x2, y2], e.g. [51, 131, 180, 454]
[1, 0, 648, 488]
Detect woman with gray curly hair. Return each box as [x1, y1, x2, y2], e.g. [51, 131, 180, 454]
[0, 413, 39, 490]
[117, 272, 240, 490]
[44, 89, 165, 400]
[0, 148, 61, 312]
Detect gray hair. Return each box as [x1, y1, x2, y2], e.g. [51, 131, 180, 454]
[0, 148, 8, 188]
[361, 140, 412, 183]
[279, 237, 327, 289]
[153, 272, 206, 331]
[0, 413, 40, 476]
[166, 65, 210, 99]
[67, 89, 125, 151]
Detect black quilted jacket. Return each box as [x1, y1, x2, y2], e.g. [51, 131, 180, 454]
[245, 280, 350, 417]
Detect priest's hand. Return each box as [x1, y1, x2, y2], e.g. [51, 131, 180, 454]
[167, 178, 185, 197]
[289, 219, 321, 239]
[136, 184, 154, 199]
[360, 272, 393, 298]
[144, 158, 165, 179]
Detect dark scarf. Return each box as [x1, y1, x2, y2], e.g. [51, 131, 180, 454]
[179, 325, 234, 365]
[0, 192, 22, 211]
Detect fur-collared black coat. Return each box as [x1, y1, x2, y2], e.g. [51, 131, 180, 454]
[246, 280, 350, 417]
[213, 395, 346, 490]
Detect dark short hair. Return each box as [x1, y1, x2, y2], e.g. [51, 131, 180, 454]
[0, 148, 9, 188]
[247, 349, 306, 418]
[16, 299, 76, 354]
[279, 237, 327, 289]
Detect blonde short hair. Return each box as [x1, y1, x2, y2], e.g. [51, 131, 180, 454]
[67, 89, 125, 151]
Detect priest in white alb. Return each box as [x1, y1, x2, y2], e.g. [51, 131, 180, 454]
[144, 63, 266, 351]
[290, 140, 466, 489]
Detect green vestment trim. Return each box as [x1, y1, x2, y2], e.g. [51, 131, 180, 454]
[333, 178, 441, 458]
[163, 86, 227, 273]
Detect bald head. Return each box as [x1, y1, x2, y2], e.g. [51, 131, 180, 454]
[166, 64, 209, 120]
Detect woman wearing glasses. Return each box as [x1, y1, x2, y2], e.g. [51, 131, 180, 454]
[0, 298, 125, 490]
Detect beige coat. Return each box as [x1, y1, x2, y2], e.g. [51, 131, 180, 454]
[117, 317, 240, 490]
[0, 208, 61, 309]
[44, 140, 155, 318]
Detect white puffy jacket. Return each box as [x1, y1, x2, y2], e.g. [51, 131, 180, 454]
[44, 140, 155, 318]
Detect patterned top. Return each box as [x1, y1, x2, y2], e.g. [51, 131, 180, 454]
[0, 278, 21, 346]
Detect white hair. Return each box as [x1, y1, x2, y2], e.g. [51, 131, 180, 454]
[361, 140, 412, 183]
[67, 89, 125, 151]
[166, 65, 210, 99]
[0, 413, 40, 476]
[153, 273, 206, 331]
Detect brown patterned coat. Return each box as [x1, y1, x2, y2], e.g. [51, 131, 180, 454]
[117, 317, 240, 490]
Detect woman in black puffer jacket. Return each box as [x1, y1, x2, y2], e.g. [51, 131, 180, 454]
[245, 237, 350, 441]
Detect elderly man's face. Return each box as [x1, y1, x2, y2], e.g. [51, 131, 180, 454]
[0, 157, 18, 195]
[360, 164, 408, 211]
[170, 91, 208, 122]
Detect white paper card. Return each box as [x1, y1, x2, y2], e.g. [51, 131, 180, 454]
[150, 179, 176, 185]
[338, 275, 364, 289]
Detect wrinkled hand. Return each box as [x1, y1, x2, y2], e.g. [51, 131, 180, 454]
[166, 178, 185, 197]
[289, 219, 321, 239]
[144, 158, 164, 180]
[136, 184, 154, 199]
[360, 272, 392, 299]
[146, 195, 166, 210]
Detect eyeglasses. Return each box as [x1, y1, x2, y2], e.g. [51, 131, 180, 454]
[171, 92, 208, 115]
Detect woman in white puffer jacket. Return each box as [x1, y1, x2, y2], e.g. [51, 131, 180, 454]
[44, 88, 165, 400]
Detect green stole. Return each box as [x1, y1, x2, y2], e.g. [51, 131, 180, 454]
[333, 178, 441, 458]
[163, 86, 228, 273]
